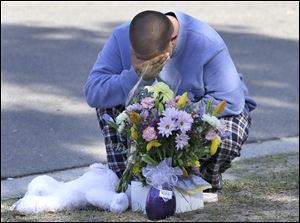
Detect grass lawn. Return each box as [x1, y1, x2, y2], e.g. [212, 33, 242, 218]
[1, 152, 299, 222]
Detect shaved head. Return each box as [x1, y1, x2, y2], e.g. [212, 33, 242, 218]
[129, 10, 174, 58]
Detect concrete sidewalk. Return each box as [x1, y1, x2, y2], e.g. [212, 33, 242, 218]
[1, 137, 299, 200]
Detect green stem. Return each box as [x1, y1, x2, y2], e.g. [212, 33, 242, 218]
[116, 163, 133, 193]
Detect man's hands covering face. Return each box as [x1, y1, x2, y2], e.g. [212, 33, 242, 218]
[132, 52, 170, 81]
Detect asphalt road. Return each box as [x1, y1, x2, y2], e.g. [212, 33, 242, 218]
[1, 2, 299, 178]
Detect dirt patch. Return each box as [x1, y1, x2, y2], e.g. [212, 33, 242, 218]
[1, 152, 299, 222]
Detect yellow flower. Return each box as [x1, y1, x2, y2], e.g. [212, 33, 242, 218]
[131, 126, 138, 140]
[177, 92, 188, 110]
[186, 160, 200, 168]
[132, 164, 141, 175]
[210, 137, 220, 156]
[212, 100, 227, 116]
[145, 82, 174, 102]
[129, 112, 141, 124]
[194, 160, 201, 168]
[146, 140, 161, 151]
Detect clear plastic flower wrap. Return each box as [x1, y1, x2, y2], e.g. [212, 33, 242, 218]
[102, 60, 231, 193]
[126, 60, 182, 106]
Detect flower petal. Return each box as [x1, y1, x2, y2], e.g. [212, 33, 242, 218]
[129, 112, 141, 124]
[210, 137, 220, 156]
[212, 101, 227, 116]
[177, 92, 188, 110]
[146, 140, 162, 151]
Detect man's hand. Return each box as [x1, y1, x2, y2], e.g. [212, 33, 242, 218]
[132, 52, 170, 81]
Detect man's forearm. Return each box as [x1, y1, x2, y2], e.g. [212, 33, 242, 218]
[84, 67, 140, 108]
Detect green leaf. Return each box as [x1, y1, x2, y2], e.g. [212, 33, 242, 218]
[205, 99, 213, 114]
[108, 121, 119, 130]
[158, 94, 164, 103]
[178, 159, 184, 166]
[157, 149, 163, 161]
[141, 154, 158, 165]
[191, 153, 199, 161]
[177, 151, 183, 159]
[158, 103, 164, 113]
[162, 148, 166, 158]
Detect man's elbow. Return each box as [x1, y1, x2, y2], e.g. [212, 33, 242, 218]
[84, 85, 99, 108]
[85, 95, 96, 108]
[86, 98, 98, 108]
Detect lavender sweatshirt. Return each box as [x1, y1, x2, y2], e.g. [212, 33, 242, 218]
[84, 10, 256, 116]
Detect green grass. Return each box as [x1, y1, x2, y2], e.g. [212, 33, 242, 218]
[1, 152, 299, 222]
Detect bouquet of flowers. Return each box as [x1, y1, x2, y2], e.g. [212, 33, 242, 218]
[103, 81, 230, 193]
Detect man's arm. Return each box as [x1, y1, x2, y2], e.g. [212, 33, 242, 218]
[84, 33, 139, 108]
[202, 47, 245, 117]
[84, 32, 170, 109]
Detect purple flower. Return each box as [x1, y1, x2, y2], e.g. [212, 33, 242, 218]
[165, 99, 177, 108]
[216, 120, 231, 138]
[175, 133, 190, 150]
[140, 109, 149, 119]
[141, 97, 155, 109]
[205, 130, 221, 141]
[192, 164, 200, 175]
[102, 114, 113, 122]
[163, 107, 180, 121]
[126, 103, 143, 112]
[176, 111, 193, 133]
[142, 126, 157, 142]
[150, 118, 160, 127]
[157, 116, 176, 137]
[222, 130, 232, 138]
[151, 108, 158, 117]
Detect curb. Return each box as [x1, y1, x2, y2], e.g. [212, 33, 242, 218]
[1, 137, 299, 200]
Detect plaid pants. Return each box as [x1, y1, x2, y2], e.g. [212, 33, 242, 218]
[199, 110, 251, 191]
[96, 105, 128, 178]
[96, 105, 252, 190]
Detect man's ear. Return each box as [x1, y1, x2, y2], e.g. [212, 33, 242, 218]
[168, 42, 175, 55]
[171, 40, 176, 49]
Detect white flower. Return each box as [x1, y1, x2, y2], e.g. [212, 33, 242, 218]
[130, 145, 137, 153]
[201, 114, 221, 127]
[127, 155, 134, 164]
[116, 111, 129, 132]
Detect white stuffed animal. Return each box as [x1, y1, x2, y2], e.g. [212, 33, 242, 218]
[10, 163, 130, 213]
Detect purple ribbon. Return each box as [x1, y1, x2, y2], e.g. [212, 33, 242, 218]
[142, 158, 183, 190]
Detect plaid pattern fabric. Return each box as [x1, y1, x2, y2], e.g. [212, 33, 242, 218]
[96, 106, 252, 191]
[200, 110, 252, 191]
[96, 105, 128, 178]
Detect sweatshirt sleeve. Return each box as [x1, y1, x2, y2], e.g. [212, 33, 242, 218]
[84, 32, 139, 108]
[202, 47, 245, 117]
